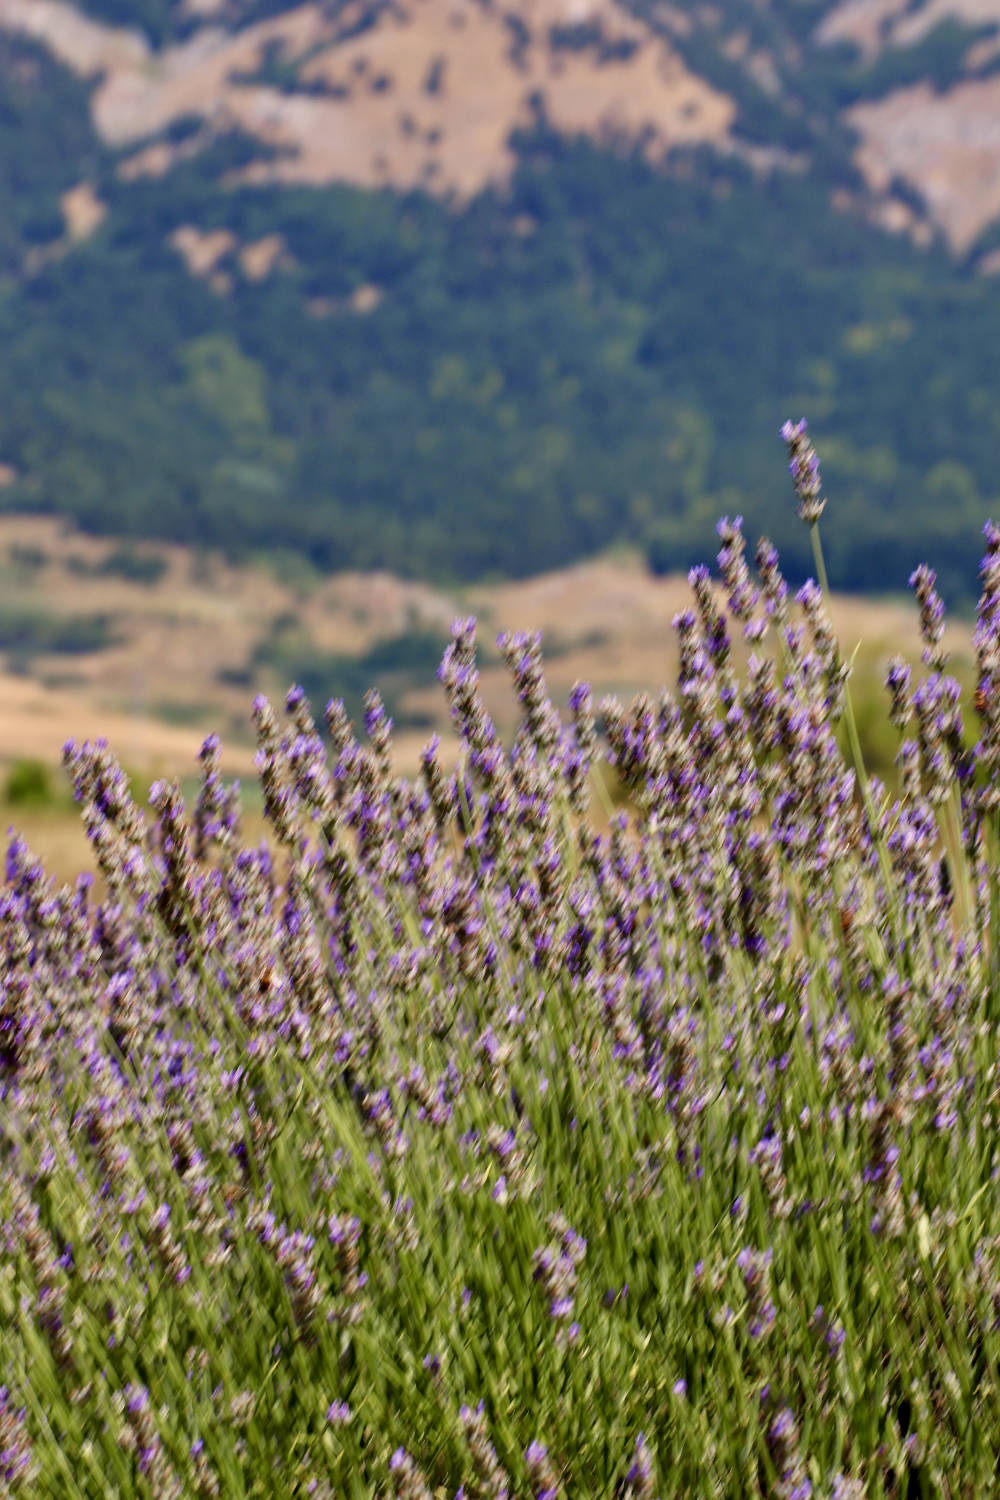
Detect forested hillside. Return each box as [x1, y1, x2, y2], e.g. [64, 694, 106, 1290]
[3, 0, 1000, 602]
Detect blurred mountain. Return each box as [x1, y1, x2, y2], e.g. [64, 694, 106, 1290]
[3, 0, 1000, 600]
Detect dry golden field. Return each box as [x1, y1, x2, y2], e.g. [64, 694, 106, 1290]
[0, 512, 972, 886]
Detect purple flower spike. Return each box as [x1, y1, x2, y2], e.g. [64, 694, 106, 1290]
[460, 1400, 510, 1498]
[0, 1387, 36, 1489]
[525, 1440, 560, 1500]
[389, 1447, 434, 1500]
[781, 417, 826, 525]
[623, 1431, 657, 1499]
[909, 563, 949, 670]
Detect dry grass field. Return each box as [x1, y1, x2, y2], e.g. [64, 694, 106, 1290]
[0, 512, 971, 886]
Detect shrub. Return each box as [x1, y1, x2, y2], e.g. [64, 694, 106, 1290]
[6, 544, 47, 572]
[97, 546, 169, 585]
[4, 425, 1000, 1495]
[3, 757, 53, 806]
[0, 607, 120, 657]
[253, 626, 450, 728]
[64, 547, 169, 585]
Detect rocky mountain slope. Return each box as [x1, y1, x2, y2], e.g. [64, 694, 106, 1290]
[9, 0, 1000, 253]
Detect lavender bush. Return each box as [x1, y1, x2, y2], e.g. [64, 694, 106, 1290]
[3, 423, 1000, 1497]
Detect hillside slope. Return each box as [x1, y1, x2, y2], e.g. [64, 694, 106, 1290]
[2, 0, 1000, 599]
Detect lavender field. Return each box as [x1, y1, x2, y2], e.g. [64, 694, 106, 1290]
[3, 424, 1000, 1498]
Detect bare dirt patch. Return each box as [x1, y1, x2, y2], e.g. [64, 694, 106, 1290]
[239, 232, 292, 281]
[168, 225, 237, 277]
[59, 181, 106, 242]
[847, 74, 1000, 253]
[815, 0, 1000, 251]
[0, 0, 734, 203]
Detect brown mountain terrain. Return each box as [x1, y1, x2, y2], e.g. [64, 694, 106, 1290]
[5, 0, 1000, 264]
[817, 0, 1000, 254]
[1, 0, 733, 197]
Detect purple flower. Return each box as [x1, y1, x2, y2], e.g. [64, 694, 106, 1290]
[623, 1432, 657, 1499]
[781, 418, 826, 525]
[525, 1440, 560, 1500]
[737, 1247, 776, 1341]
[909, 563, 949, 669]
[0, 1387, 35, 1488]
[389, 1447, 434, 1500]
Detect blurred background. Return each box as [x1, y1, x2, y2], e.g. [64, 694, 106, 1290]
[1, 0, 997, 876]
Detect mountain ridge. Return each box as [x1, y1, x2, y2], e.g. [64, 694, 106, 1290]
[9, 0, 1000, 250]
[2, 0, 1000, 603]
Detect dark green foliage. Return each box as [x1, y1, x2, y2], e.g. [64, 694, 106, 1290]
[823, 20, 999, 105]
[72, 0, 176, 46]
[0, 608, 121, 659]
[1, 0, 999, 604]
[0, 34, 102, 276]
[4, 757, 55, 807]
[65, 546, 170, 584]
[216, 665, 255, 689]
[149, 698, 217, 727]
[100, 547, 168, 584]
[252, 627, 449, 729]
[73, 0, 387, 48]
[6, 545, 47, 572]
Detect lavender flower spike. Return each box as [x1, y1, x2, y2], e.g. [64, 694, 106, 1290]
[909, 563, 949, 670]
[460, 1401, 510, 1499]
[525, 1440, 561, 1500]
[781, 418, 826, 525]
[389, 1446, 435, 1500]
[623, 1432, 658, 1500]
[0, 1387, 36, 1490]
